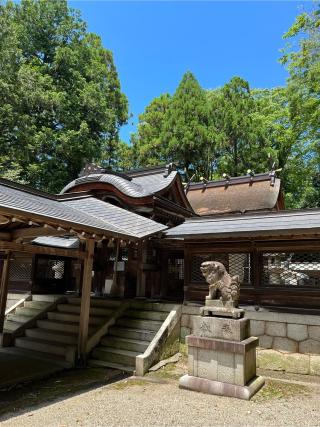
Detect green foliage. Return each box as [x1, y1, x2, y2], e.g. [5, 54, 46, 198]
[131, 72, 211, 179]
[208, 77, 269, 178]
[132, 93, 171, 166]
[161, 72, 211, 179]
[0, 0, 128, 192]
[280, 4, 320, 208]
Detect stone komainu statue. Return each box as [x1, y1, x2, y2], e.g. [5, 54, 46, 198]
[200, 261, 240, 307]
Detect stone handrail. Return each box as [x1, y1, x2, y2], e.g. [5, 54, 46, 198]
[2, 296, 67, 346]
[5, 294, 31, 316]
[135, 304, 182, 376]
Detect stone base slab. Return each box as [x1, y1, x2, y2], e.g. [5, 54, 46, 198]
[179, 374, 265, 400]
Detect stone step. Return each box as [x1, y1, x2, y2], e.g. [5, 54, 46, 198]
[24, 301, 51, 309]
[25, 328, 78, 345]
[8, 292, 29, 299]
[67, 297, 121, 308]
[109, 326, 156, 342]
[116, 317, 162, 331]
[125, 309, 168, 322]
[15, 307, 42, 317]
[47, 311, 106, 325]
[6, 314, 33, 324]
[32, 294, 64, 303]
[88, 359, 134, 373]
[130, 301, 175, 312]
[36, 319, 95, 334]
[3, 320, 24, 332]
[101, 336, 150, 353]
[92, 347, 139, 366]
[15, 337, 69, 357]
[57, 304, 113, 317]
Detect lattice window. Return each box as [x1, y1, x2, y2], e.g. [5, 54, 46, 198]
[168, 258, 184, 280]
[9, 260, 32, 282]
[36, 258, 65, 280]
[191, 253, 251, 285]
[261, 252, 320, 287]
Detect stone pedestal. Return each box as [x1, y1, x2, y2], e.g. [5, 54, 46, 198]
[201, 298, 244, 319]
[179, 315, 264, 400]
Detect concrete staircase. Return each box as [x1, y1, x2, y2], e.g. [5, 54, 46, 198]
[88, 303, 172, 373]
[13, 297, 121, 366]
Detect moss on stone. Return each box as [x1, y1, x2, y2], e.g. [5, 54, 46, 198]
[112, 379, 150, 390]
[253, 379, 309, 402]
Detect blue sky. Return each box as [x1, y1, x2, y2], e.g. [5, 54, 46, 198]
[71, 1, 308, 143]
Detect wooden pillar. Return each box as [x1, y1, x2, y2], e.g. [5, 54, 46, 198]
[110, 239, 120, 296]
[0, 251, 11, 333]
[77, 239, 95, 363]
[136, 241, 147, 298]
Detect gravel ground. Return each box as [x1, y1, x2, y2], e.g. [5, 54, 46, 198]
[1, 370, 320, 427]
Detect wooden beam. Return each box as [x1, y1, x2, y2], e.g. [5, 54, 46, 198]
[12, 227, 67, 240]
[77, 239, 95, 363]
[0, 241, 86, 259]
[0, 215, 10, 225]
[0, 232, 11, 241]
[0, 251, 11, 332]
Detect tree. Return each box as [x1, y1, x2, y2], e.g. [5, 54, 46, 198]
[161, 72, 211, 179]
[280, 4, 320, 207]
[131, 93, 171, 166]
[0, 0, 128, 192]
[207, 77, 264, 178]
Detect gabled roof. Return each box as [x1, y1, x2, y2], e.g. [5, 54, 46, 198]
[165, 209, 320, 239]
[61, 196, 166, 239]
[60, 165, 179, 198]
[0, 179, 166, 240]
[186, 172, 283, 216]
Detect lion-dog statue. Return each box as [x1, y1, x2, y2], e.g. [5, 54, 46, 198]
[200, 261, 240, 307]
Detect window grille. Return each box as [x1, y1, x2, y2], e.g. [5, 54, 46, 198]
[261, 252, 320, 288]
[168, 258, 184, 280]
[9, 260, 32, 282]
[191, 253, 251, 285]
[36, 258, 65, 280]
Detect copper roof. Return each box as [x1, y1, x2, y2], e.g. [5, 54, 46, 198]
[186, 173, 283, 216]
[165, 208, 320, 239]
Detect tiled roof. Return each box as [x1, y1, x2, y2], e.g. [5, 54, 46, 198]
[60, 169, 178, 198]
[165, 209, 320, 239]
[61, 196, 167, 239]
[0, 180, 166, 240]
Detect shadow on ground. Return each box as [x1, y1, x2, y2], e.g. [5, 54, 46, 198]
[0, 367, 128, 421]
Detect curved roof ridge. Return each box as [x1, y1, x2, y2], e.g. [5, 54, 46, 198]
[60, 169, 178, 198]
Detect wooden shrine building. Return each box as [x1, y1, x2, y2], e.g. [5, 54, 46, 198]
[1, 165, 320, 376]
